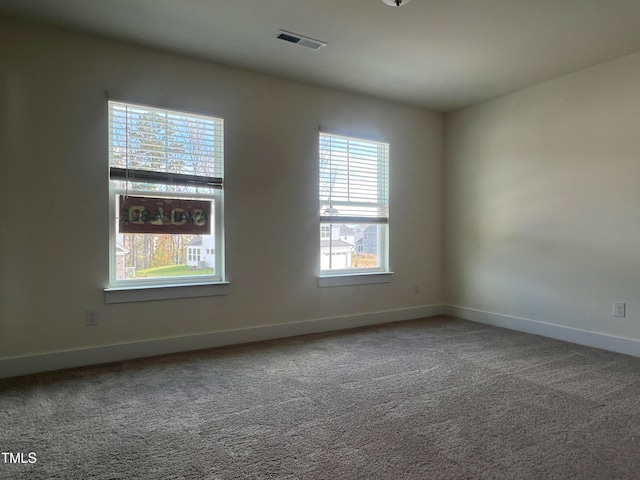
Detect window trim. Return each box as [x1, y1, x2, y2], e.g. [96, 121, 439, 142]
[105, 282, 230, 304]
[318, 272, 394, 288]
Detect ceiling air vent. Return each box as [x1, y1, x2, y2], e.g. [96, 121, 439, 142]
[274, 30, 326, 50]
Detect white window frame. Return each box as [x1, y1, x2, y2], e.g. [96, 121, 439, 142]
[106, 100, 227, 300]
[318, 132, 390, 280]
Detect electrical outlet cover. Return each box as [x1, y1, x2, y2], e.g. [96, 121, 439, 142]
[85, 309, 99, 326]
[613, 302, 626, 318]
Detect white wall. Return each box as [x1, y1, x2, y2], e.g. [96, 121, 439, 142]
[0, 17, 443, 363]
[444, 53, 640, 344]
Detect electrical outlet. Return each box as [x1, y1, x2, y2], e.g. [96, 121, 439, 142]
[85, 309, 99, 326]
[613, 302, 626, 319]
[413, 283, 420, 295]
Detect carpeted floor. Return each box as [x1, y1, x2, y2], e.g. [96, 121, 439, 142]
[1, 316, 640, 479]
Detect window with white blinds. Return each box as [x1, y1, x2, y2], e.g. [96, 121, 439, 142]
[319, 133, 389, 274]
[108, 101, 225, 288]
[109, 101, 223, 191]
[319, 133, 389, 223]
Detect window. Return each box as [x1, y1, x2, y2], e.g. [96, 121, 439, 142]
[319, 133, 389, 274]
[108, 101, 224, 288]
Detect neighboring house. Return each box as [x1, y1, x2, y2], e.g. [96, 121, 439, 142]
[354, 224, 378, 254]
[116, 242, 130, 279]
[186, 235, 215, 268]
[320, 224, 355, 270]
[320, 239, 353, 270]
[337, 224, 355, 245]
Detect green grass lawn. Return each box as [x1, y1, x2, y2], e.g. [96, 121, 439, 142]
[135, 264, 214, 277]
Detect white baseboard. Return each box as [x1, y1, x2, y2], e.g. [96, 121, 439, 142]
[0, 304, 446, 379]
[446, 305, 640, 358]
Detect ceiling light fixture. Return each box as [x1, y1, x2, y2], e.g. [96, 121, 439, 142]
[382, 0, 413, 6]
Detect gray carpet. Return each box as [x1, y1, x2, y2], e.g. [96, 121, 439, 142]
[2, 316, 640, 479]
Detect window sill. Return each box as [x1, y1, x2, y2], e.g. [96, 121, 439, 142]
[318, 272, 394, 288]
[104, 282, 230, 304]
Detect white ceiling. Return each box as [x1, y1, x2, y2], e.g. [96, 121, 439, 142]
[1, 0, 640, 112]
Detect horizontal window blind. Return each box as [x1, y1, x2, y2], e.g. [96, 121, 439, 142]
[109, 101, 224, 183]
[319, 133, 388, 223]
[109, 167, 222, 188]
